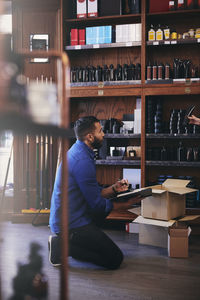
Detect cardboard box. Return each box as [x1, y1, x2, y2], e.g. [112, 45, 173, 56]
[168, 225, 189, 258]
[141, 179, 197, 221]
[168, 215, 200, 258]
[77, 0, 87, 18]
[134, 216, 175, 248]
[88, 0, 98, 18]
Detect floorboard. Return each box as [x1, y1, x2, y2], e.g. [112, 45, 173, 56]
[0, 222, 200, 300]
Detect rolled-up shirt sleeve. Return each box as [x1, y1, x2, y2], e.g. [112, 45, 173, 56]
[72, 158, 113, 214]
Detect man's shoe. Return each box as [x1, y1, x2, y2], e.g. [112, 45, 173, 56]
[48, 235, 61, 266]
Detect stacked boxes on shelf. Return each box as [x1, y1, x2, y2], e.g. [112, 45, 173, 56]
[69, 23, 142, 46]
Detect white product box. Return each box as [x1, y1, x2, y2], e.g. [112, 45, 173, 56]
[116, 25, 123, 43]
[88, 0, 98, 17]
[135, 23, 142, 42]
[77, 0, 87, 18]
[129, 24, 136, 42]
[122, 24, 129, 42]
[134, 109, 141, 134]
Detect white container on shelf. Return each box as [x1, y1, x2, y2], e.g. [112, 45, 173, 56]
[27, 81, 60, 125]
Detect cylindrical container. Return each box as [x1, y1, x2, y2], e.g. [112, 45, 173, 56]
[147, 65, 152, 80]
[165, 64, 170, 80]
[158, 64, 163, 80]
[188, 28, 195, 38]
[171, 31, 177, 39]
[152, 65, 157, 80]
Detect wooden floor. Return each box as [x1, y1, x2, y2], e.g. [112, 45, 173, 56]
[0, 222, 200, 300]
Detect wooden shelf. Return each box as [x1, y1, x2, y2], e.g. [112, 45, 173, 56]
[70, 80, 141, 87]
[144, 83, 200, 95]
[104, 134, 140, 139]
[70, 84, 142, 97]
[96, 159, 141, 166]
[146, 134, 200, 139]
[146, 161, 200, 167]
[147, 38, 200, 46]
[147, 8, 200, 17]
[66, 41, 141, 51]
[70, 82, 200, 97]
[65, 13, 141, 26]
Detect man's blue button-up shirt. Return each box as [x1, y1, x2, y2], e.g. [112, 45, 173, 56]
[49, 140, 113, 233]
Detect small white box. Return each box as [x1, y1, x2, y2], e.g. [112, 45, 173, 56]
[77, 0, 87, 19]
[116, 25, 123, 43]
[135, 23, 142, 42]
[129, 24, 136, 42]
[122, 24, 129, 42]
[88, 0, 98, 18]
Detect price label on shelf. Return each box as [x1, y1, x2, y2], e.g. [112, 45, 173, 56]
[171, 41, 177, 44]
[153, 41, 159, 46]
[98, 90, 104, 96]
[197, 39, 200, 43]
[126, 42, 132, 47]
[164, 41, 170, 45]
[93, 44, 100, 48]
[75, 45, 81, 50]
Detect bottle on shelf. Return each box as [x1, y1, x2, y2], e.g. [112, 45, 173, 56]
[164, 25, 170, 40]
[165, 63, 170, 80]
[147, 62, 152, 80]
[152, 62, 158, 80]
[158, 63, 164, 80]
[171, 28, 177, 40]
[148, 24, 156, 41]
[177, 141, 186, 161]
[156, 25, 163, 41]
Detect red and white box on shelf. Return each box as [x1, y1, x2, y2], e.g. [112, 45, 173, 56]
[78, 29, 86, 45]
[70, 29, 79, 46]
[77, 0, 87, 18]
[88, 0, 98, 18]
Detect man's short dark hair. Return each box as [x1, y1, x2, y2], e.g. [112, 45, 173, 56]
[74, 116, 100, 141]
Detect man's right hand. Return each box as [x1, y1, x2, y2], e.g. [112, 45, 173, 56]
[112, 196, 144, 211]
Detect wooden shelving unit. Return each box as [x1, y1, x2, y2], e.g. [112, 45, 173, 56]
[62, 0, 200, 218]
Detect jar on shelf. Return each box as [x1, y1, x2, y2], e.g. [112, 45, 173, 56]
[188, 28, 195, 38]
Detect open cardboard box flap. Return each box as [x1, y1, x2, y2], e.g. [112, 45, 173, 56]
[149, 179, 197, 195]
[133, 215, 176, 227]
[162, 179, 190, 188]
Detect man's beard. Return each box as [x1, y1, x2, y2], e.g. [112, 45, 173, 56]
[91, 136, 103, 149]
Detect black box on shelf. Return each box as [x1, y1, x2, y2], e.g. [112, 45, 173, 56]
[99, 0, 122, 16]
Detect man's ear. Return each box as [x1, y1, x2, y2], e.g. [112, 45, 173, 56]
[86, 133, 94, 143]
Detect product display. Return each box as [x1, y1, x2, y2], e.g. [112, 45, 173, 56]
[146, 58, 199, 81]
[70, 63, 141, 83]
[148, 24, 200, 42]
